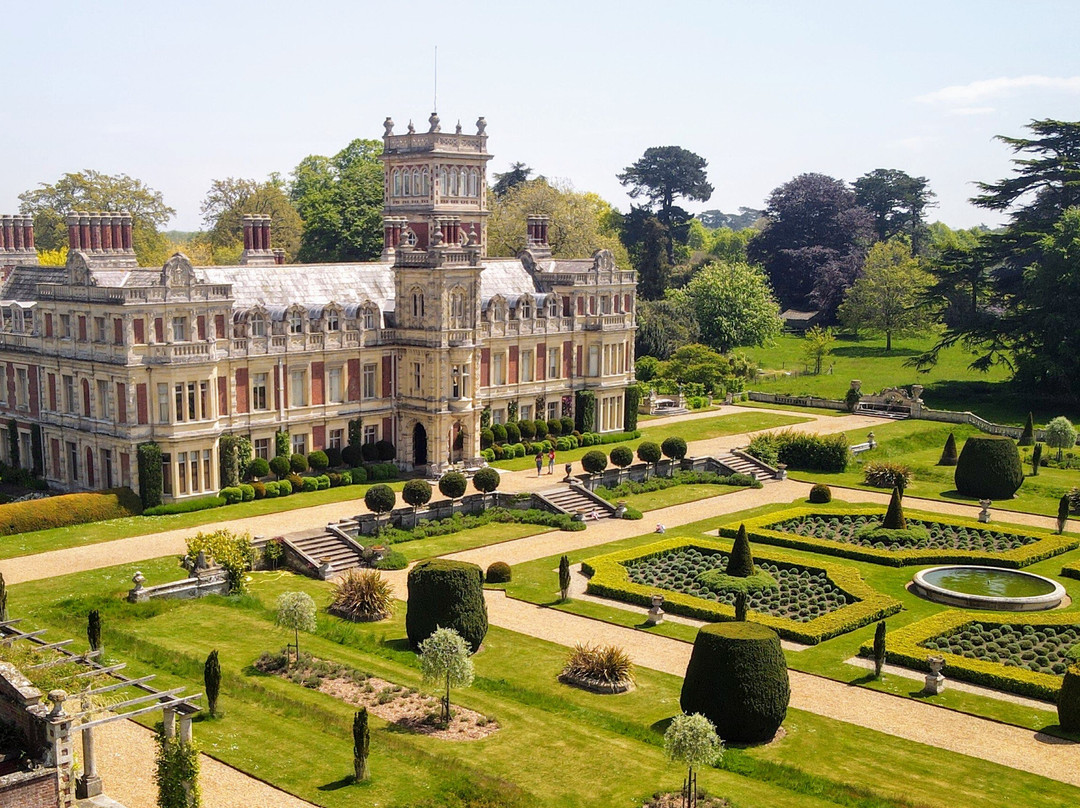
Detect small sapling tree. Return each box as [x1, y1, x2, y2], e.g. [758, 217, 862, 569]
[1045, 416, 1077, 462]
[559, 554, 571, 601]
[276, 591, 317, 661]
[664, 712, 722, 808]
[204, 650, 221, 717]
[353, 708, 370, 782]
[873, 621, 887, 678]
[418, 627, 474, 726]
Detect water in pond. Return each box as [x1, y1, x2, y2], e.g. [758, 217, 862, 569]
[922, 567, 1057, 598]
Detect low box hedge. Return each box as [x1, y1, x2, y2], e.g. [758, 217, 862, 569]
[0, 488, 142, 535]
[720, 505, 1079, 568]
[582, 536, 901, 645]
[144, 495, 227, 516]
[860, 611, 1080, 701]
[1062, 561, 1080, 582]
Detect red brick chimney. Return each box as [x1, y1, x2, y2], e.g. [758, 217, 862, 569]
[240, 215, 276, 266]
[0, 214, 39, 266]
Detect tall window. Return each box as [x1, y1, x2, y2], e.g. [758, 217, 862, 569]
[172, 316, 187, 342]
[362, 363, 377, 399]
[412, 362, 422, 393]
[328, 367, 343, 403]
[450, 289, 466, 328]
[0, 366, 5, 404]
[326, 310, 339, 331]
[520, 404, 533, 421]
[421, 168, 430, 195]
[548, 297, 560, 317]
[252, 373, 268, 410]
[15, 368, 28, 409]
[200, 381, 210, 419]
[291, 434, 307, 455]
[403, 169, 412, 196]
[329, 429, 344, 450]
[290, 369, 306, 407]
[63, 375, 75, 413]
[520, 350, 534, 383]
[588, 345, 600, 377]
[289, 311, 304, 334]
[189, 450, 200, 492]
[177, 452, 187, 494]
[161, 453, 172, 494]
[59, 314, 71, 338]
[493, 353, 505, 385]
[519, 298, 532, 319]
[548, 348, 560, 379]
[157, 383, 170, 422]
[393, 169, 401, 196]
[250, 314, 266, 337]
[412, 289, 425, 319]
[203, 450, 212, 491]
[94, 317, 106, 342]
[97, 379, 110, 419]
[67, 441, 78, 482]
[451, 364, 470, 398]
[363, 307, 376, 330]
[363, 425, 378, 445]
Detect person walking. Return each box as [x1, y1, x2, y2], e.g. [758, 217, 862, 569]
[547, 448, 556, 475]
[535, 451, 544, 477]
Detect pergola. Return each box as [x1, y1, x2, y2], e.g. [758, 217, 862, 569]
[0, 617, 201, 802]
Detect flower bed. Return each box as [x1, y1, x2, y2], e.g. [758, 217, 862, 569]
[582, 537, 901, 644]
[720, 506, 1079, 568]
[862, 612, 1080, 701]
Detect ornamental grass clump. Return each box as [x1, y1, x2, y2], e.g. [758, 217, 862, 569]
[862, 462, 912, 489]
[560, 643, 635, 692]
[330, 569, 394, 622]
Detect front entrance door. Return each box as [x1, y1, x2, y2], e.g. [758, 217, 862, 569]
[413, 423, 428, 466]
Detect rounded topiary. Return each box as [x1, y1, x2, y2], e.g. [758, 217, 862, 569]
[954, 435, 1024, 499]
[610, 446, 634, 469]
[808, 483, 832, 504]
[290, 453, 309, 473]
[1059, 664, 1080, 732]
[661, 436, 688, 461]
[485, 561, 512, 584]
[938, 432, 959, 466]
[405, 559, 488, 653]
[439, 471, 468, 502]
[402, 479, 433, 510]
[581, 450, 608, 475]
[725, 524, 755, 578]
[680, 622, 790, 743]
[248, 457, 271, 479]
[269, 455, 291, 479]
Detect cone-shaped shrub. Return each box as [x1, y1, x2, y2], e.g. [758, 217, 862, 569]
[725, 524, 755, 578]
[204, 650, 221, 717]
[954, 435, 1024, 500]
[406, 559, 488, 653]
[882, 488, 906, 530]
[1032, 443, 1043, 476]
[353, 708, 370, 782]
[1018, 412, 1035, 447]
[680, 622, 790, 743]
[1059, 495, 1071, 534]
[873, 621, 886, 678]
[1059, 665, 1080, 732]
[938, 433, 958, 466]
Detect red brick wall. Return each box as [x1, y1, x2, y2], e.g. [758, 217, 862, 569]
[313, 424, 326, 450]
[0, 767, 60, 807]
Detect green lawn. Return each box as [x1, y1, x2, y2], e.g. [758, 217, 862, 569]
[613, 484, 746, 512]
[8, 558, 1080, 808]
[787, 419, 1080, 518]
[0, 479, 407, 562]
[493, 411, 809, 472]
[503, 497, 1080, 737]
[742, 333, 1079, 425]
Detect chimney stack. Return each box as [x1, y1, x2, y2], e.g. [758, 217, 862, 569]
[64, 211, 137, 266]
[0, 214, 39, 267]
[240, 214, 277, 266]
[525, 214, 551, 259]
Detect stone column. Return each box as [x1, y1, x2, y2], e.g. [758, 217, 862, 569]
[45, 690, 75, 808]
[76, 719, 102, 798]
[163, 706, 176, 739]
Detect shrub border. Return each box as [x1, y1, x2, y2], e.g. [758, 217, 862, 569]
[719, 506, 1080, 568]
[581, 536, 901, 645]
[859, 610, 1080, 701]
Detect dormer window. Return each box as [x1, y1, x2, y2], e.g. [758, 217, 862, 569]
[548, 297, 559, 317]
[519, 299, 532, 319]
[250, 313, 266, 337]
[289, 311, 304, 334]
[326, 310, 340, 331]
[363, 307, 376, 330]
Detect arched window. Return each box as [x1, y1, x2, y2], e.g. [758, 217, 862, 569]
[412, 169, 421, 196]
[289, 310, 304, 334]
[450, 168, 459, 197]
[393, 169, 401, 197]
[363, 306, 377, 330]
[450, 288, 466, 329]
[421, 168, 430, 195]
[491, 300, 506, 322]
[519, 298, 532, 319]
[469, 169, 478, 197]
[403, 169, 412, 196]
[548, 297, 560, 318]
[412, 289, 425, 319]
[250, 313, 266, 337]
[439, 168, 447, 196]
[326, 309, 339, 332]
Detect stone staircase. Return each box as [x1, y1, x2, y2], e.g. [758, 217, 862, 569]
[283, 530, 364, 577]
[538, 485, 616, 520]
[718, 451, 778, 484]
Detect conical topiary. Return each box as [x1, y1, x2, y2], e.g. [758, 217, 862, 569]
[725, 524, 755, 578]
[1018, 412, 1035, 447]
[1059, 495, 1071, 535]
[0, 571, 7, 623]
[1032, 443, 1043, 476]
[1059, 665, 1080, 733]
[938, 433, 958, 466]
[882, 488, 906, 530]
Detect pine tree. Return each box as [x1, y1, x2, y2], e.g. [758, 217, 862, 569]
[1018, 412, 1035, 446]
[204, 650, 221, 718]
[353, 709, 370, 782]
[725, 524, 755, 578]
[873, 621, 887, 678]
[882, 488, 906, 530]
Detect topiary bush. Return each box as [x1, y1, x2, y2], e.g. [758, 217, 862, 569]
[680, 622, 790, 743]
[661, 436, 688, 462]
[581, 450, 608, 475]
[439, 471, 468, 502]
[402, 479, 433, 511]
[307, 450, 329, 471]
[1018, 412, 1035, 447]
[881, 487, 906, 530]
[405, 559, 488, 653]
[485, 561, 512, 584]
[808, 484, 832, 504]
[954, 435, 1024, 499]
[375, 440, 396, 461]
[491, 423, 508, 444]
[610, 446, 634, 470]
[365, 484, 396, 517]
[939, 433, 959, 466]
[504, 422, 521, 444]
[269, 455, 291, 479]
[725, 524, 755, 577]
[247, 457, 270, 479]
[290, 453, 309, 473]
[1060, 664, 1080, 732]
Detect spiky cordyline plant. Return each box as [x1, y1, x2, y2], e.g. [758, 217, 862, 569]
[330, 569, 394, 621]
[561, 643, 635, 685]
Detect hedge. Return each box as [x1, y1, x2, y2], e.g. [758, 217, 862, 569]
[136, 442, 163, 510]
[721, 505, 1080, 568]
[1062, 560, 1080, 581]
[747, 430, 849, 472]
[860, 611, 1080, 701]
[0, 488, 142, 535]
[144, 496, 226, 516]
[405, 559, 488, 652]
[582, 535, 901, 644]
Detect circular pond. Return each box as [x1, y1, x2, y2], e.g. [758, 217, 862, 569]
[911, 565, 1065, 611]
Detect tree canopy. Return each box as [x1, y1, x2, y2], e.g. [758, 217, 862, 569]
[747, 173, 872, 318]
[634, 298, 701, 359]
[491, 161, 534, 197]
[853, 169, 935, 251]
[838, 240, 933, 351]
[201, 176, 302, 262]
[675, 260, 783, 353]
[290, 138, 384, 263]
[19, 169, 175, 266]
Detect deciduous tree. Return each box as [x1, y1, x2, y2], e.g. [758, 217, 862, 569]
[676, 261, 782, 353]
[838, 241, 933, 351]
[418, 627, 474, 725]
[801, 326, 836, 375]
[200, 176, 302, 262]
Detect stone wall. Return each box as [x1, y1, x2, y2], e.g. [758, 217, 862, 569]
[0, 768, 61, 808]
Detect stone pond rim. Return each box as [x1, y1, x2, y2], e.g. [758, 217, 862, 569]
[911, 565, 1066, 611]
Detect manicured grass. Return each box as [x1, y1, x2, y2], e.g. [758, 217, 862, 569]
[734, 401, 847, 417]
[503, 497, 1080, 736]
[742, 333, 1078, 425]
[614, 483, 745, 512]
[9, 560, 1080, 808]
[394, 522, 550, 562]
[787, 419, 1080, 517]
[0, 479, 407, 562]
[493, 411, 809, 472]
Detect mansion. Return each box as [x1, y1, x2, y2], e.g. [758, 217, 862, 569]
[0, 114, 637, 501]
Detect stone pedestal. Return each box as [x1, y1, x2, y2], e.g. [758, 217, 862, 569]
[978, 500, 992, 523]
[774, 464, 788, 481]
[614, 500, 628, 518]
[923, 656, 946, 694]
[645, 594, 665, 626]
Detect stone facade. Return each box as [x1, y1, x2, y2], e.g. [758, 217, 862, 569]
[0, 114, 636, 500]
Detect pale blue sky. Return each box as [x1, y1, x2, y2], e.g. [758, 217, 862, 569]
[3, 0, 1079, 231]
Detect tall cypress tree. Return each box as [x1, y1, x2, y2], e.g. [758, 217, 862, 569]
[353, 709, 370, 782]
